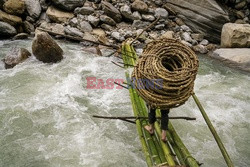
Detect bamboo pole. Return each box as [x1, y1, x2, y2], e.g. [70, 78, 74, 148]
[192, 93, 234, 167]
[168, 122, 199, 167]
[155, 110, 185, 165]
[130, 82, 163, 165]
[37, 27, 119, 49]
[92, 115, 196, 121]
[128, 81, 152, 166]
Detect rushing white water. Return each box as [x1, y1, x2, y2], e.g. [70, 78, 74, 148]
[0, 40, 249, 167]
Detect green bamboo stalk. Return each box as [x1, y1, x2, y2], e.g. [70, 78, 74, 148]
[154, 121, 177, 166]
[168, 122, 199, 167]
[155, 110, 185, 165]
[135, 93, 167, 164]
[127, 72, 152, 166]
[130, 85, 162, 165]
[192, 93, 234, 167]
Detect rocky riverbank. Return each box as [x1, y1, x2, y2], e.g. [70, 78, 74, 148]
[0, 0, 250, 70]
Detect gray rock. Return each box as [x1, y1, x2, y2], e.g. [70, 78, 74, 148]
[132, 20, 150, 29]
[32, 32, 63, 63]
[191, 33, 204, 42]
[235, 1, 246, 9]
[200, 39, 209, 46]
[51, 0, 86, 11]
[101, 1, 122, 22]
[236, 11, 245, 19]
[132, 11, 142, 20]
[131, 0, 148, 13]
[24, 0, 42, 19]
[100, 15, 116, 26]
[221, 23, 250, 48]
[192, 44, 208, 54]
[167, 0, 230, 43]
[181, 32, 192, 42]
[154, 8, 168, 19]
[142, 14, 155, 21]
[155, 24, 165, 30]
[87, 15, 100, 27]
[155, 0, 163, 6]
[2, 48, 31, 69]
[74, 6, 94, 15]
[13, 33, 29, 40]
[180, 25, 192, 32]
[210, 48, 250, 72]
[64, 26, 84, 37]
[79, 21, 92, 32]
[69, 17, 78, 27]
[100, 24, 113, 31]
[111, 31, 124, 41]
[52, 23, 64, 34]
[120, 4, 134, 20]
[23, 21, 35, 34]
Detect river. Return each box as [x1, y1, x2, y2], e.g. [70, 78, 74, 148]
[0, 40, 249, 167]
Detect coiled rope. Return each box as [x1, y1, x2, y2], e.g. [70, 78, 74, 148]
[131, 38, 199, 109]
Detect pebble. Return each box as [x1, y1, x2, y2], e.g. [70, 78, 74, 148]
[155, 8, 168, 19]
[180, 25, 192, 32]
[88, 15, 100, 27]
[142, 14, 155, 21]
[100, 15, 116, 26]
[155, 24, 165, 30]
[79, 21, 93, 32]
[200, 39, 209, 46]
[192, 44, 208, 54]
[181, 32, 192, 42]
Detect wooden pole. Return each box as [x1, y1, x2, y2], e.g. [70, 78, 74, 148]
[92, 115, 196, 121]
[37, 27, 119, 49]
[192, 93, 234, 167]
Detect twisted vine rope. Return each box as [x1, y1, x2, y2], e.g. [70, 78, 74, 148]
[131, 38, 199, 109]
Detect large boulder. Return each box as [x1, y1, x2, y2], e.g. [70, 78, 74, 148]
[210, 48, 250, 72]
[3, 0, 25, 15]
[167, 0, 230, 43]
[0, 21, 17, 37]
[221, 23, 250, 48]
[2, 48, 31, 69]
[32, 32, 63, 63]
[24, 0, 41, 19]
[101, 1, 122, 23]
[51, 0, 85, 11]
[0, 10, 22, 26]
[46, 6, 74, 23]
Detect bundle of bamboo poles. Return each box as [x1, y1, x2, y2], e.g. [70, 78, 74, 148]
[121, 41, 199, 167]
